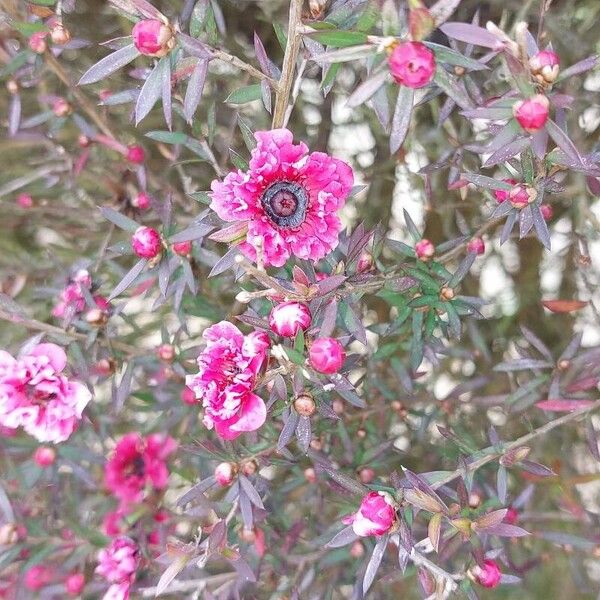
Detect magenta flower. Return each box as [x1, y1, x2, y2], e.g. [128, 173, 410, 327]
[186, 322, 270, 440]
[96, 536, 139, 600]
[309, 338, 346, 374]
[52, 269, 92, 319]
[0, 343, 91, 443]
[131, 226, 162, 259]
[343, 491, 397, 537]
[513, 94, 550, 132]
[471, 559, 502, 588]
[388, 41, 436, 89]
[268, 301, 312, 338]
[126, 145, 145, 164]
[132, 19, 175, 57]
[210, 129, 353, 267]
[104, 432, 177, 504]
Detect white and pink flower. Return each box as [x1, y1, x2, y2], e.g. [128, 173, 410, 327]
[268, 301, 312, 338]
[132, 19, 175, 58]
[209, 128, 353, 267]
[309, 338, 345, 374]
[343, 491, 397, 537]
[186, 322, 270, 440]
[0, 343, 91, 443]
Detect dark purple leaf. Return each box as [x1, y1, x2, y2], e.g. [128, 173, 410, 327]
[108, 258, 146, 300]
[320, 299, 338, 338]
[170, 223, 213, 243]
[177, 476, 217, 506]
[277, 410, 299, 450]
[557, 54, 598, 81]
[184, 59, 208, 123]
[519, 205, 534, 238]
[176, 32, 213, 59]
[296, 416, 312, 454]
[161, 56, 172, 129]
[531, 204, 551, 250]
[347, 69, 389, 108]
[481, 523, 530, 537]
[433, 68, 474, 109]
[484, 136, 529, 167]
[586, 419, 600, 462]
[519, 459, 556, 477]
[100, 206, 140, 232]
[78, 44, 139, 85]
[363, 534, 389, 594]
[462, 173, 512, 190]
[8, 95, 20, 137]
[546, 119, 582, 166]
[494, 358, 552, 372]
[390, 86, 414, 153]
[135, 59, 165, 125]
[440, 22, 500, 48]
[238, 475, 264, 509]
[326, 525, 358, 548]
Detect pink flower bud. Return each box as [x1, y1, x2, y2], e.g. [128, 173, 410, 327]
[157, 343, 175, 362]
[51, 23, 71, 45]
[471, 559, 502, 589]
[132, 19, 175, 57]
[513, 94, 550, 132]
[17, 193, 33, 208]
[65, 573, 85, 596]
[29, 31, 48, 54]
[540, 203, 553, 220]
[504, 506, 519, 524]
[343, 491, 396, 537]
[268, 301, 311, 337]
[181, 386, 196, 405]
[132, 192, 151, 210]
[126, 145, 145, 164]
[173, 240, 193, 257]
[214, 462, 236, 486]
[415, 238, 435, 260]
[388, 41, 436, 88]
[309, 338, 345, 374]
[350, 540, 365, 558]
[356, 251, 374, 273]
[494, 178, 518, 203]
[358, 467, 375, 484]
[529, 50, 560, 84]
[34, 447, 56, 468]
[24, 565, 53, 591]
[509, 184, 536, 209]
[467, 237, 485, 255]
[52, 98, 72, 118]
[131, 226, 161, 259]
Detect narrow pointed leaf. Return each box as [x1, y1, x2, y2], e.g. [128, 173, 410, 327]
[78, 44, 139, 85]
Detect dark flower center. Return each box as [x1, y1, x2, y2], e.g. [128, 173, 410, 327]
[128, 455, 146, 478]
[261, 181, 308, 229]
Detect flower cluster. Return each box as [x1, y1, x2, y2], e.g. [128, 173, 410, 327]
[96, 536, 139, 600]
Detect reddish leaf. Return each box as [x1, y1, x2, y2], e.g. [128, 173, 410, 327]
[542, 300, 588, 313]
[535, 400, 595, 412]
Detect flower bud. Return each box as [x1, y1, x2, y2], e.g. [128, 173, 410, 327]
[350, 539, 365, 557]
[240, 527, 256, 543]
[29, 32, 48, 54]
[468, 491, 482, 509]
[132, 192, 151, 210]
[529, 50, 560, 85]
[345, 491, 396, 537]
[415, 238, 435, 260]
[332, 398, 344, 415]
[494, 178, 517, 203]
[268, 301, 312, 338]
[52, 98, 72, 118]
[388, 41, 436, 89]
[509, 184, 537, 209]
[356, 251, 374, 273]
[304, 467, 317, 483]
[85, 307, 108, 326]
[470, 559, 502, 589]
[6, 79, 18, 95]
[78, 134, 90, 148]
[65, 573, 85, 596]
[17, 193, 33, 208]
[504, 506, 519, 525]
[132, 19, 175, 57]
[126, 145, 146, 164]
[24, 565, 54, 591]
[34, 447, 56, 468]
[439, 286, 455, 301]
[131, 226, 162, 259]
[181, 386, 196, 405]
[214, 462, 237, 486]
[241, 459, 258, 476]
[467, 237, 485, 255]
[0, 523, 19, 545]
[513, 94, 550, 132]
[95, 358, 116, 377]
[173, 240, 192, 257]
[157, 343, 175, 363]
[500, 445, 531, 467]
[309, 338, 345, 375]
[50, 23, 71, 45]
[294, 393, 316, 417]
[358, 467, 375, 484]
[540, 203, 553, 220]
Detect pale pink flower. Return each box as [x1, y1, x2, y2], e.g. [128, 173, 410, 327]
[513, 95, 550, 132]
[0, 343, 91, 443]
[388, 41, 436, 88]
[186, 322, 270, 440]
[343, 491, 397, 537]
[210, 129, 353, 267]
[132, 19, 174, 57]
[268, 301, 312, 338]
[471, 559, 502, 588]
[309, 338, 345, 374]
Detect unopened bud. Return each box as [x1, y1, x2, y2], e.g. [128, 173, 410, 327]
[440, 286, 455, 301]
[157, 344, 175, 363]
[293, 393, 316, 417]
[500, 445, 531, 467]
[50, 23, 71, 45]
[241, 459, 258, 476]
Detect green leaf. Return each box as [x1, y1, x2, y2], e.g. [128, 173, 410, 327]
[285, 347, 305, 365]
[146, 130, 188, 145]
[188, 191, 211, 204]
[225, 84, 262, 105]
[310, 30, 369, 48]
[12, 22, 47, 35]
[294, 328, 305, 355]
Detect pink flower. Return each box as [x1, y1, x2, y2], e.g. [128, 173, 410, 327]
[509, 184, 536, 209]
[415, 238, 435, 260]
[132, 19, 174, 57]
[96, 536, 139, 584]
[210, 129, 353, 267]
[104, 433, 177, 504]
[0, 343, 91, 443]
[494, 178, 518, 203]
[268, 301, 312, 338]
[343, 491, 397, 537]
[172, 240, 192, 256]
[34, 446, 56, 467]
[513, 94, 550, 132]
[215, 462, 236, 486]
[471, 559, 502, 589]
[466, 237, 485, 255]
[529, 50, 560, 84]
[24, 565, 54, 590]
[65, 573, 85, 596]
[52, 269, 93, 319]
[309, 338, 345, 374]
[126, 145, 145, 164]
[17, 193, 33, 208]
[388, 41, 436, 88]
[131, 226, 161, 259]
[186, 322, 270, 440]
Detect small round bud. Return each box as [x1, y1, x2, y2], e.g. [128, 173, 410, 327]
[173, 240, 193, 257]
[440, 286, 455, 301]
[540, 203, 553, 220]
[557, 358, 570, 371]
[504, 506, 519, 525]
[358, 467, 375, 484]
[294, 393, 316, 417]
[467, 237, 485, 255]
[214, 462, 237, 486]
[415, 238, 435, 260]
[350, 540, 365, 558]
[304, 467, 317, 483]
[388, 41, 436, 89]
[52, 98, 72, 118]
[85, 308, 108, 326]
[309, 338, 345, 375]
[34, 447, 56, 468]
[269, 301, 312, 338]
[132, 19, 175, 57]
[529, 50, 560, 85]
[241, 459, 258, 476]
[95, 358, 116, 377]
[181, 386, 196, 405]
[126, 145, 146, 164]
[78, 134, 90, 148]
[50, 24, 71, 45]
[131, 226, 162, 259]
[357, 428, 367, 439]
[309, 438, 322, 451]
[0, 523, 20, 545]
[356, 251, 374, 273]
[453, 65, 466, 76]
[17, 193, 33, 208]
[494, 178, 518, 203]
[132, 192, 151, 210]
[157, 343, 175, 363]
[65, 573, 85, 596]
[469, 559, 502, 589]
[468, 491, 482, 509]
[332, 399, 344, 415]
[240, 527, 256, 543]
[513, 94, 550, 132]
[509, 184, 537, 209]
[29, 32, 48, 54]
